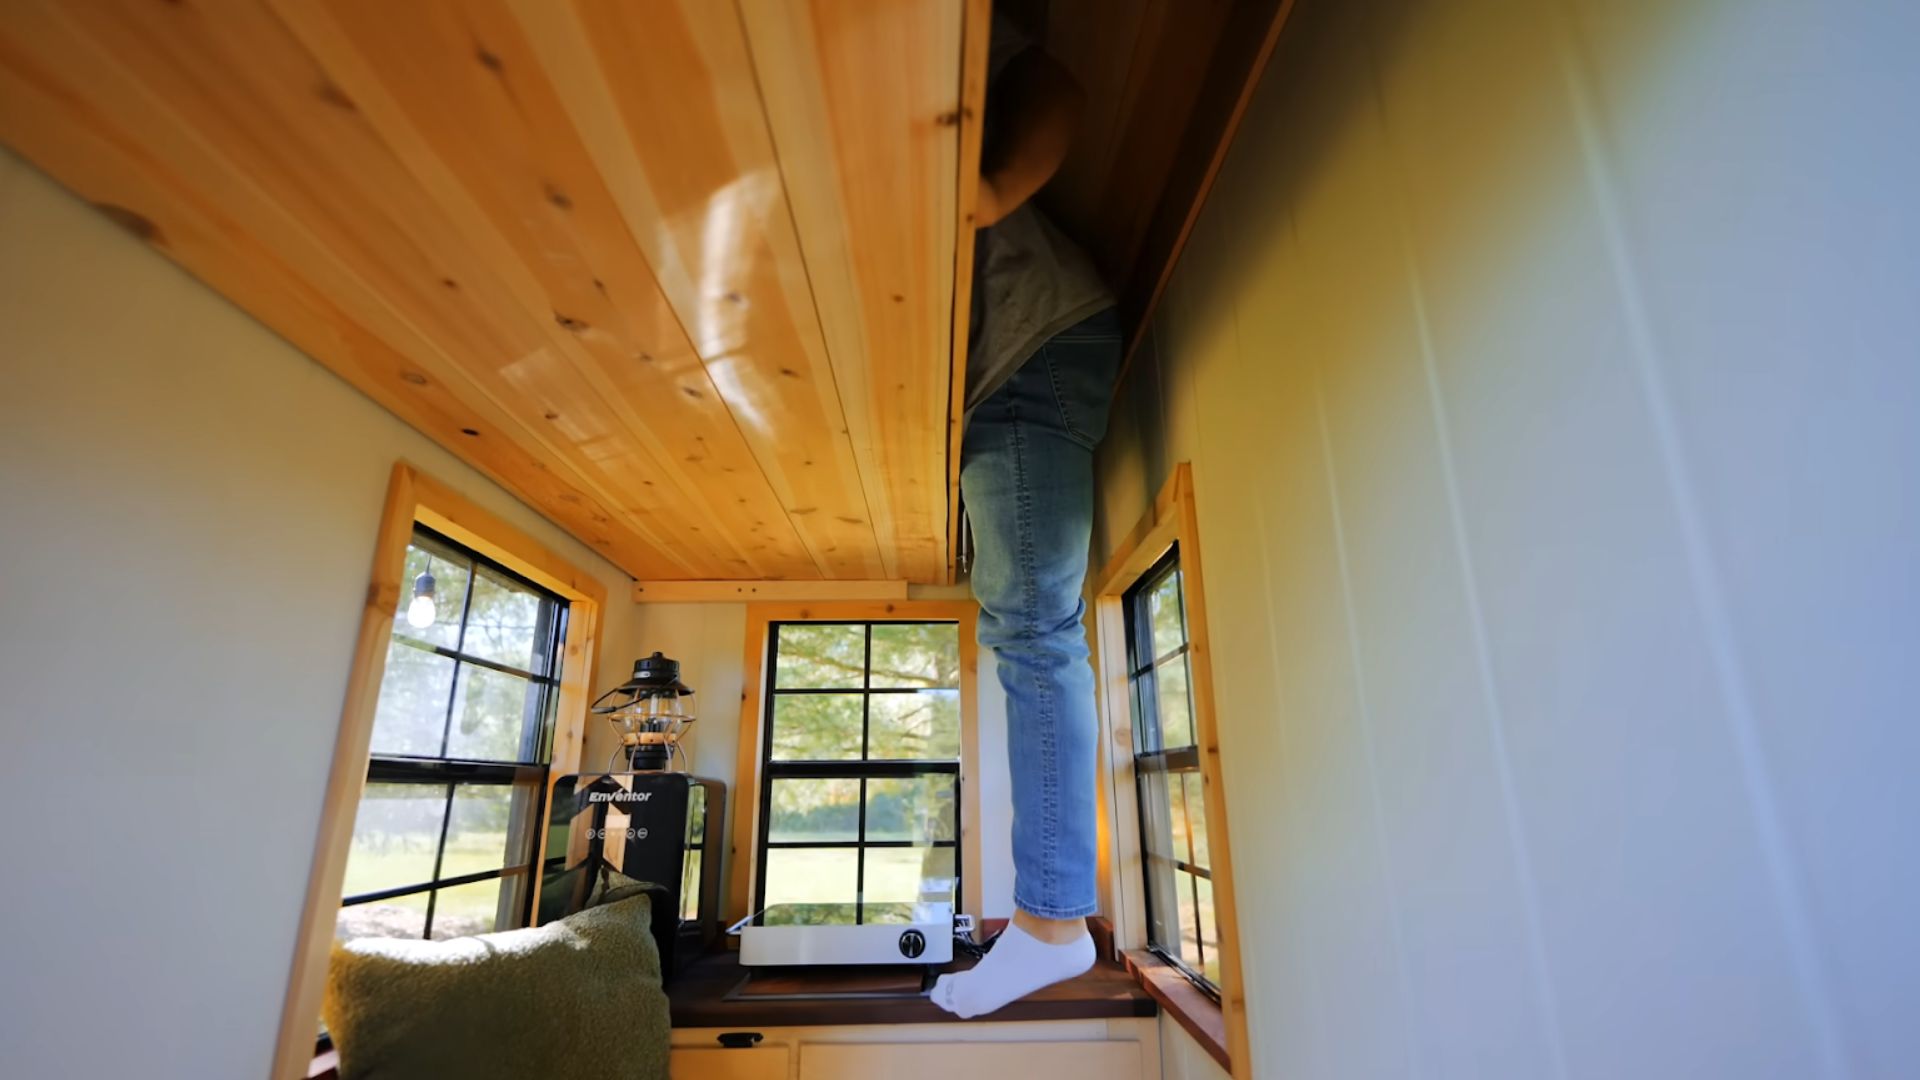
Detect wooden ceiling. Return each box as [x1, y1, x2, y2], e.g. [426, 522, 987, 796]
[0, 0, 1289, 587]
[0, 0, 980, 583]
[1007, 0, 1294, 337]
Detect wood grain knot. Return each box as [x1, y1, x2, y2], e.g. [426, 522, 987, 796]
[92, 203, 161, 245]
[315, 81, 356, 111]
[368, 581, 400, 613]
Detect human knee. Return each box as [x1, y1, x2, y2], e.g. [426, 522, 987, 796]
[976, 597, 1088, 655]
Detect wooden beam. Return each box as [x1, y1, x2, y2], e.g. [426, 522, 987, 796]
[632, 579, 909, 604]
[1168, 463, 1252, 1079]
[945, 0, 992, 584]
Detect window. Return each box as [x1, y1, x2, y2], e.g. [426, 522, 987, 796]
[754, 621, 963, 922]
[1125, 543, 1223, 992]
[335, 525, 569, 942]
[278, 465, 605, 1077]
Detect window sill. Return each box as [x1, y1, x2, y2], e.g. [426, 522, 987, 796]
[673, 944, 1153, 1028]
[1122, 949, 1229, 1072]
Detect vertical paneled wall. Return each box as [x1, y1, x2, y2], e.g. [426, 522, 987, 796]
[1095, 1, 1919, 1077]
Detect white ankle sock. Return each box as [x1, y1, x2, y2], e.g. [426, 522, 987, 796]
[930, 924, 1095, 1019]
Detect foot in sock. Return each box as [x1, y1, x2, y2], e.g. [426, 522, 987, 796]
[930, 923, 1095, 1019]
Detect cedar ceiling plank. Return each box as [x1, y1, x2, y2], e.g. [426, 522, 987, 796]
[269, 0, 823, 581]
[1033, 0, 1153, 249]
[1036, 0, 1283, 335]
[1120, 0, 1295, 342]
[1083, 0, 1235, 288]
[944, 0, 992, 585]
[527, 0, 891, 580]
[739, 0, 961, 585]
[0, 16, 680, 578]
[22, 0, 728, 575]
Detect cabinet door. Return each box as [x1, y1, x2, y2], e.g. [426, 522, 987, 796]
[671, 1045, 791, 1080]
[799, 1040, 1139, 1079]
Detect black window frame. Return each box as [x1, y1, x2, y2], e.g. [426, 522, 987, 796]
[338, 524, 570, 940]
[753, 620, 964, 923]
[1125, 542, 1221, 999]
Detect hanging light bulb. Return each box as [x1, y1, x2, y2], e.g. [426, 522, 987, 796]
[406, 569, 437, 629]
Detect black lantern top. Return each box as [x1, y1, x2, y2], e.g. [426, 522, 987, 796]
[592, 651, 693, 712]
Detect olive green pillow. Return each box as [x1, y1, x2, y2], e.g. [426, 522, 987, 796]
[323, 892, 668, 1080]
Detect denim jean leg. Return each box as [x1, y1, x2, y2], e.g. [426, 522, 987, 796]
[961, 310, 1120, 921]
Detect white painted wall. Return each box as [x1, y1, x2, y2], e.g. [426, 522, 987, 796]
[1096, 0, 1919, 1077]
[0, 151, 648, 1078]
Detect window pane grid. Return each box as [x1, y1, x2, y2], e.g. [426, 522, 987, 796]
[1128, 640, 1190, 680]
[341, 862, 534, 907]
[390, 635, 560, 686]
[757, 622, 963, 922]
[340, 525, 566, 945]
[1123, 544, 1221, 998]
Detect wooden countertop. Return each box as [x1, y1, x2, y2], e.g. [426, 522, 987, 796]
[667, 948, 1156, 1029]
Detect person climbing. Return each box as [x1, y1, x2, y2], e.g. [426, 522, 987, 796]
[931, 14, 1121, 1020]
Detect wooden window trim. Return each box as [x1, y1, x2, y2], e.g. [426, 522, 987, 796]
[728, 600, 983, 926]
[1091, 463, 1249, 1077]
[271, 462, 607, 1080]
[1125, 948, 1231, 1071]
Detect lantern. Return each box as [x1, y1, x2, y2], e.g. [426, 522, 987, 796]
[591, 651, 697, 772]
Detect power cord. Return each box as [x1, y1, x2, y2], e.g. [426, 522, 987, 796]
[953, 932, 992, 959]
[951, 914, 1002, 960]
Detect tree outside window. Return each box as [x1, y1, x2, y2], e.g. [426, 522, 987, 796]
[756, 622, 962, 922]
[1127, 544, 1223, 992]
[335, 526, 567, 943]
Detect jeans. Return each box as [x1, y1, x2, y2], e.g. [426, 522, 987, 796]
[961, 307, 1123, 920]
